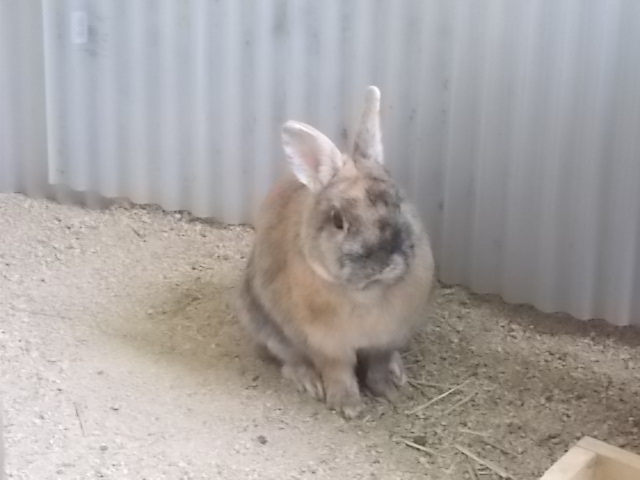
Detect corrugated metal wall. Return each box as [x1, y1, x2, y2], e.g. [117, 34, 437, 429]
[0, 1, 49, 197]
[1, 0, 639, 326]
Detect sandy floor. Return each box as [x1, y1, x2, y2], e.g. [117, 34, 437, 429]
[1, 193, 639, 480]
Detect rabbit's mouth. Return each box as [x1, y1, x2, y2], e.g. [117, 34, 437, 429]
[307, 248, 408, 290]
[353, 253, 408, 290]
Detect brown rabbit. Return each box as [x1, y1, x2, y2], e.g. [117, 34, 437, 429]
[238, 86, 434, 418]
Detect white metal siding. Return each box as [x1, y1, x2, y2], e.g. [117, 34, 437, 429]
[1, 0, 639, 326]
[0, 0, 49, 196]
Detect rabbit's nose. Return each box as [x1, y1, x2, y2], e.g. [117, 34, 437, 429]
[389, 253, 405, 270]
[379, 224, 404, 256]
[369, 249, 388, 266]
[379, 253, 406, 280]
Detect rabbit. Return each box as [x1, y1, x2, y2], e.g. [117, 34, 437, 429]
[237, 86, 435, 418]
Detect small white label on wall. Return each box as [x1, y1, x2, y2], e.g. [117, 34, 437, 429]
[70, 11, 88, 44]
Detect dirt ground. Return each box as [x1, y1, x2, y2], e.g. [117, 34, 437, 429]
[1, 193, 639, 480]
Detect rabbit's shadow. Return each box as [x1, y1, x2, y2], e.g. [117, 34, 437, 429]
[108, 274, 263, 378]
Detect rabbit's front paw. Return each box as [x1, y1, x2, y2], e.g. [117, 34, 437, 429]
[325, 378, 362, 419]
[282, 363, 324, 400]
[363, 350, 406, 401]
[389, 350, 407, 387]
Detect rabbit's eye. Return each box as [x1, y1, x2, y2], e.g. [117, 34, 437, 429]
[331, 210, 345, 230]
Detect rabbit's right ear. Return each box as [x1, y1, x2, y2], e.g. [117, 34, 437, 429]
[353, 86, 383, 165]
[282, 121, 344, 192]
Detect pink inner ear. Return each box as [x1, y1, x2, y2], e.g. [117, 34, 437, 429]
[305, 155, 318, 172]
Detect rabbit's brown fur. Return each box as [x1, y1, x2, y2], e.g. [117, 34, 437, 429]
[238, 86, 434, 417]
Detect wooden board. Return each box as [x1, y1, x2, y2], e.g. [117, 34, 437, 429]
[539, 444, 597, 480]
[539, 437, 640, 480]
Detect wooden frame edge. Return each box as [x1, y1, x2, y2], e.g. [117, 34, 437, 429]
[539, 436, 640, 480]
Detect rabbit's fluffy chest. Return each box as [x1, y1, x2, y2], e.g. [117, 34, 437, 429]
[294, 277, 423, 354]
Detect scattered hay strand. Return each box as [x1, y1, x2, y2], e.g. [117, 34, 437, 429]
[397, 438, 446, 457]
[405, 380, 469, 415]
[408, 380, 465, 389]
[458, 428, 492, 438]
[454, 445, 514, 479]
[442, 391, 477, 415]
[480, 437, 517, 456]
[73, 402, 85, 437]
[466, 459, 480, 480]
[477, 465, 493, 475]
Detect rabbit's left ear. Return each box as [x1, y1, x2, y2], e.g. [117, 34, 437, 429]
[353, 86, 384, 165]
[282, 121, 344, 193]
